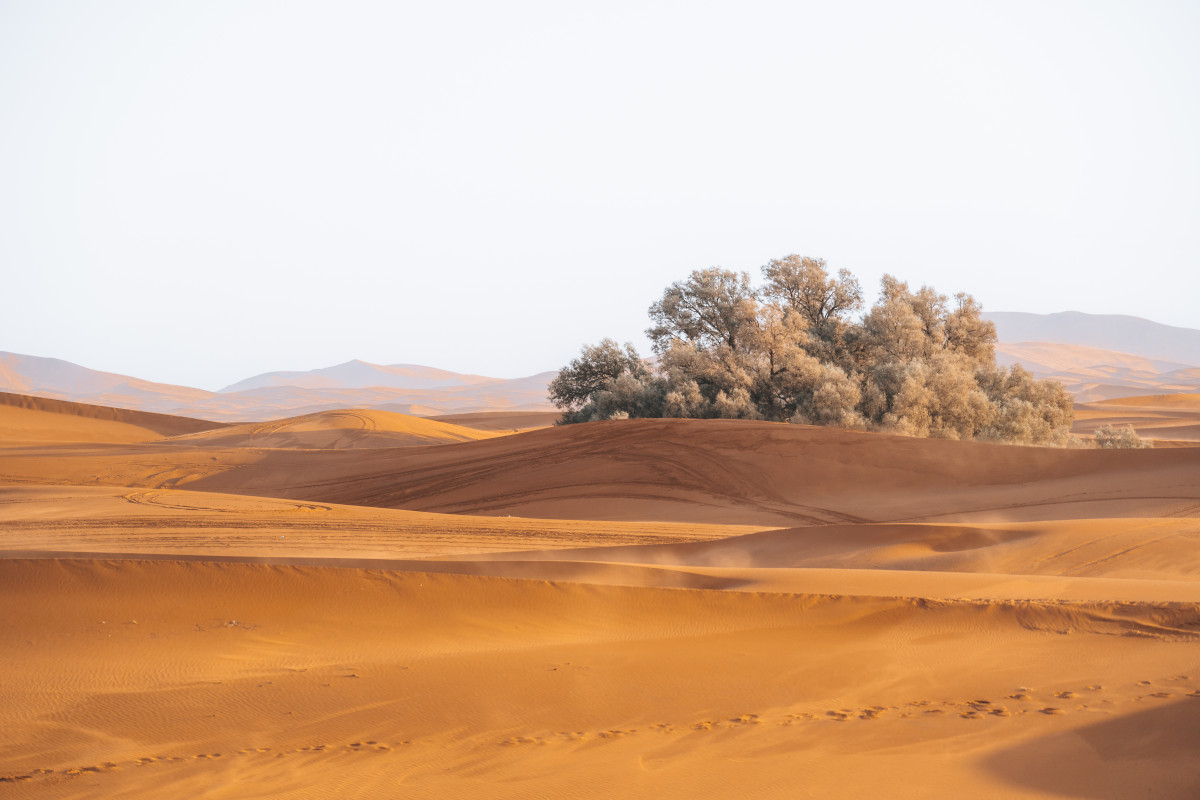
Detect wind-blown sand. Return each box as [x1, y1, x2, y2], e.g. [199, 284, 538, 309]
[2, 392, 1198, 798]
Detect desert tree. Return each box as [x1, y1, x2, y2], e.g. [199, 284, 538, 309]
[548, 339, 654, 423]
[761, 254, 862, 366]
[976, 364, 1075, 446]
[550, 255, 1073, 445]
[647, 267, 758, 353]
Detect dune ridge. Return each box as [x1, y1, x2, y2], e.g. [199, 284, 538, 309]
[0, 391, 224, 443]
[1074, 392, 1200, 444]
[164, 408, 503, 449]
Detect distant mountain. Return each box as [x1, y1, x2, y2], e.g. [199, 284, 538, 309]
[0, 352, 216, 407]
[986, 314, 1200, 402]
[220, 360, 499, 392]
[984, 311, 1200, 364]
[0, 352, 556, 421]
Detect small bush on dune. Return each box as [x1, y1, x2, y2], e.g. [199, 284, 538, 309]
[550, 255, 1076, 446]
[1093, 424, 1153, 449]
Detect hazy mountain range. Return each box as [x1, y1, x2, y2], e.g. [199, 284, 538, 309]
[985, 311, 1200, 365]
[984, 312, 1200, 402]
[0, 353, 557, 421]
[2, 312, 1197, 420]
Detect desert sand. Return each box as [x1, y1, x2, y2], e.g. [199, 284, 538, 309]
[2, 392, 1199, 798]
[1073, 393, 1200, 445]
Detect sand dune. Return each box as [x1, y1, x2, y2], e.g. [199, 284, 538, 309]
[0, 391, 224, 444]
[1074, 393, 1200, 444]
[3, 418, 1199, 525]
[986, 310, 1200, 365]
[994, 342, 1200, 402]
[997, 341, 1196, 375]
[425, 410, 561, 432]
[0, 484, 765, 560]
[175, 419, 1200, 524]
[3, 558, 1198, 799]
[165, 408, 503, 449]
[3, 405, 1200, 798]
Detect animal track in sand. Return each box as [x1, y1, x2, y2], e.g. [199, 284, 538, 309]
[728, 714, 761, 726]
[8, 738, 410, 784]
[17, 677, 1198, 784]
[597, 729, 636, 739]
[487, 689, 1115, 754]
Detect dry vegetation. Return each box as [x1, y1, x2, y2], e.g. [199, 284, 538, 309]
[551, 256, 1074, 444]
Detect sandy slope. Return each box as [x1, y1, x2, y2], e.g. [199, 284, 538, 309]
[425, 410, 561, 432]
[2, 409, 1200, 798]
[0, 485, 765, 559]
[1074, 393, 1200, 444]
[993, 341, 1200, 402]
[0, 391, 224, 443]
[164, 408, 503, 449]
[5, 418, 1195, 526]
[3, 559, 1198, 799]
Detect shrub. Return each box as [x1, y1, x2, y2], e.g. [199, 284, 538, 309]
[1093, 424, 1153, 449]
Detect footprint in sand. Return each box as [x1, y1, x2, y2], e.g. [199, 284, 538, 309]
[1054, 691, 1077, 699]
[500, 736, 543, 746]
[598, 730, 633, 739]
[1039, 707, 1065, 715]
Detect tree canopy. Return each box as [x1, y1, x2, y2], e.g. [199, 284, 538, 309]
[550, 255, 1075, 445]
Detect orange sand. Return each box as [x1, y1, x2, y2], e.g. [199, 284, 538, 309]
[2, 392, 1198, 798]
[1074, 393, 1200, 445]
[165, 408, 504, 449]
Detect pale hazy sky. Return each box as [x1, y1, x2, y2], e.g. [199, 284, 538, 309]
[2, 1, 1198, 389]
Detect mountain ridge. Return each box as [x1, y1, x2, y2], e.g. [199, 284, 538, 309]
[984, 311, 1200, 364]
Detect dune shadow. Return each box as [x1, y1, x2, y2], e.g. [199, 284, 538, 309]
[981, 700, 1200, 799]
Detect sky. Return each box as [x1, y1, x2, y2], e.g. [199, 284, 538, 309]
[2, 1, 1198, 390]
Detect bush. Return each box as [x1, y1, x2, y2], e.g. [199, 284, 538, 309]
[1093, 424, 1153, 449]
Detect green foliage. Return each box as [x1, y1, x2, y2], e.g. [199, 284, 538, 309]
[549, 255, 1075, 445]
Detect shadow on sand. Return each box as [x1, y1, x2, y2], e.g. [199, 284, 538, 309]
[982, 699, 1200, 799]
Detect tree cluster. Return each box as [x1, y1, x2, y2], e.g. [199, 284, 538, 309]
[548, 256, 1075, 445]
